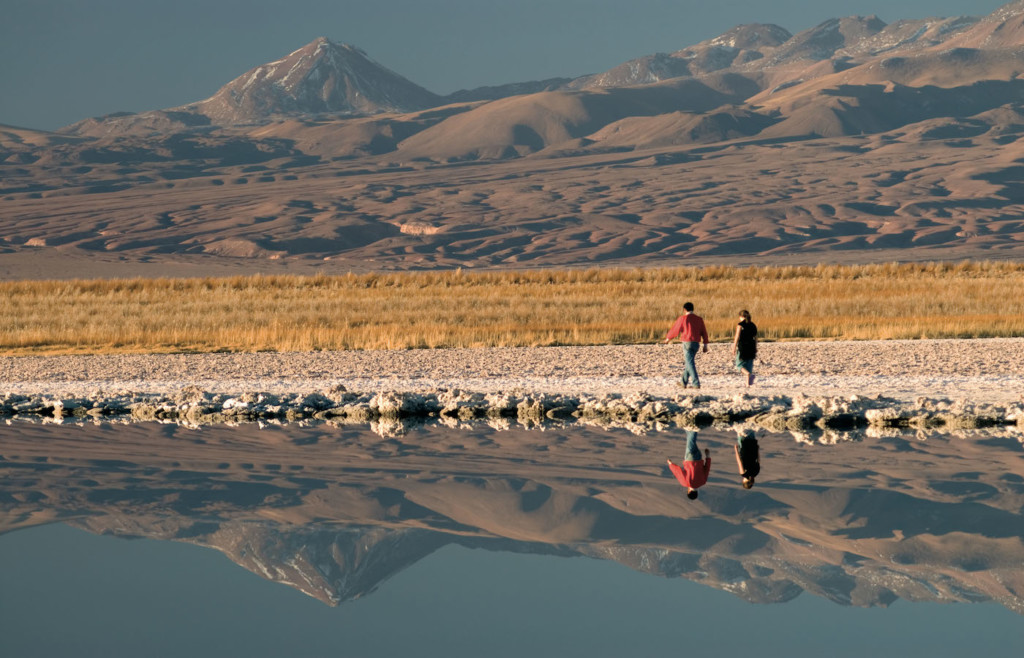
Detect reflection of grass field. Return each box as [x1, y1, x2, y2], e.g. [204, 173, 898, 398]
[2, 261, 1022, 354]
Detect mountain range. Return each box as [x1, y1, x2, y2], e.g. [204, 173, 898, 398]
[2, 2, 1024, 276]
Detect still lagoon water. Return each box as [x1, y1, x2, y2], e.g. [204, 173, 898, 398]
[2, 419, 1023, 656]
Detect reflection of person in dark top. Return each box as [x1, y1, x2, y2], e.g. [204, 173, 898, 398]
[732, 310, 758, 386]
[734, 429, 760, 489]
[667, 430, 711, 500]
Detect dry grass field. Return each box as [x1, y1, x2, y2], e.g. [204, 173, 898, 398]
[1, 261, 1021, 355]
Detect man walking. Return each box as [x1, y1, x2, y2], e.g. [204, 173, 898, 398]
[662, 301, 710, 389]
[667, 430, 711, 500]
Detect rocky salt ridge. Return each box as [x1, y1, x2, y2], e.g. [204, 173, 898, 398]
[1, 339, 1022, 431]
[2, 387, 1022, 435]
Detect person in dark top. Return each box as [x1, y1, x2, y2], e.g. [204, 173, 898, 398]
[734, 429, 760, 489]
[732, 309, 758, 386]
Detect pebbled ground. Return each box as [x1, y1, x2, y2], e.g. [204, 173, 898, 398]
[1, 338, 1022, 403]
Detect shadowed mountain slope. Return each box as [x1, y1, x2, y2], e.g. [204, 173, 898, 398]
[396, 76, 759, 160]
[942, 0, 1024, 48]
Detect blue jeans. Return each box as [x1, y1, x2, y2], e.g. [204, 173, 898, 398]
[681, 342, 701, 388]
[684, 430, 702, 461]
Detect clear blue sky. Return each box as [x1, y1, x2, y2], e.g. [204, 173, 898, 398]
[0, 0, 1012, 130]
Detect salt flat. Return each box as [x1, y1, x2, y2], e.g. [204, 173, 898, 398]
[2, 338, 1021, 403]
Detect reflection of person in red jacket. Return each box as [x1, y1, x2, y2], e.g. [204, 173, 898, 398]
[667, 430, 711, 500]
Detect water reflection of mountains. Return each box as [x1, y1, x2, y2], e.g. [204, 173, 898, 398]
[2, 421, 1023, 611]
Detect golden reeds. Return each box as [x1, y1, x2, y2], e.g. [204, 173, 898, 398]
[1, 261, 1022, 354]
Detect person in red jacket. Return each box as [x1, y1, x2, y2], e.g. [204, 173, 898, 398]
[662, 301, 710, 389]
[667, 430, 711, 499]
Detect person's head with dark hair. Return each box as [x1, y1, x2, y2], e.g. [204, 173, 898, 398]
[683, 302, 694, 313]
[742, 478, 755, 489]
[739, 309, 751, 322]
[686, 489, 699, 500]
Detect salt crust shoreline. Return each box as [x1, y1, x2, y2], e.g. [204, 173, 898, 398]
[1, 338, 1022, 431]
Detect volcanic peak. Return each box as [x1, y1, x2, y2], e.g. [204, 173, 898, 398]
[191, 37, 442, 124]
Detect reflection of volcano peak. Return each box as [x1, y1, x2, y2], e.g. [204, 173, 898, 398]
[62, 515, 458, 606]
[193, 524, 451, 606]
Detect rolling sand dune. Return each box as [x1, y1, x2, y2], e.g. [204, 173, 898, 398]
[3, 123, 1024, 278]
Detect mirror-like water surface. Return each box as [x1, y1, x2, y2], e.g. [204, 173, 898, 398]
[2, 420, 1023, 656]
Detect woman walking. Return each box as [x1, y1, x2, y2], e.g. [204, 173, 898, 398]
[732, 309, 758, 386]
